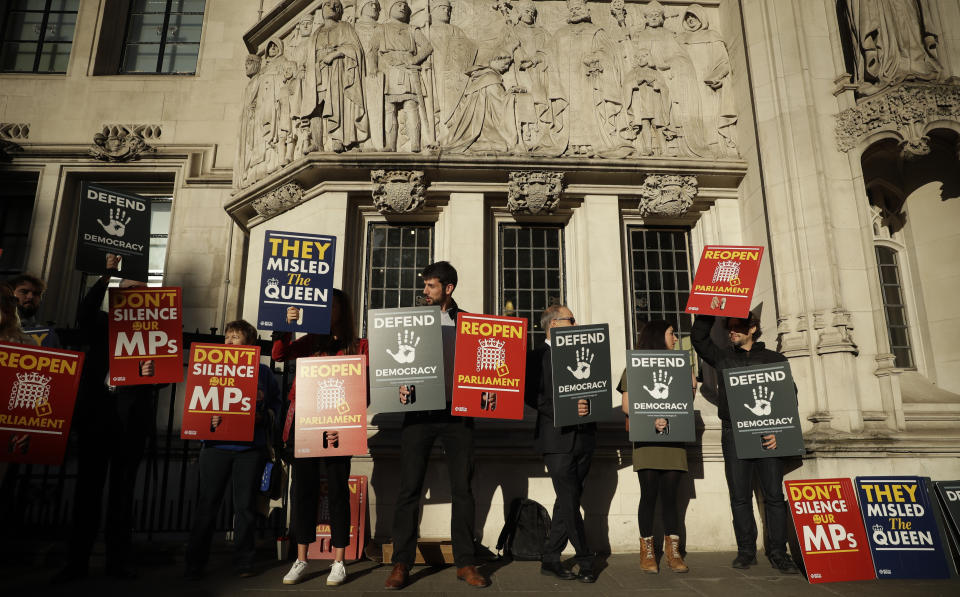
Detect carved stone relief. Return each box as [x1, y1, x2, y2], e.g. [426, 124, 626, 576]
[0, 123, 28, 162]
[636, 173, 697, 216]
[89, 124, 158, 162]
[371, 169, 426, 213]
[507, 170, 563, 215]
[252, 181, 306, 218]
[814, 309, 858, 356]
[234, 1, 741, 189]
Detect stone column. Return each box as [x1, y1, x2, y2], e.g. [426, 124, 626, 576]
[436, 193, 484, 309]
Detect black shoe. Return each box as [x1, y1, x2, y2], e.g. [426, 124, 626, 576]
[51, 564, 88, 584]
[237, 566, 257, 578]
[540, 561, 576, 580]
[577, 569, 597, 583]
[732, 552, 757, 569]
[768, 553, 799, 574]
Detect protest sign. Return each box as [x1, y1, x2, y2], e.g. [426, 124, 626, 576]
[856, 476, 951, 579]
[625, 350, 695, 442]
[21, 325, 59, 348]
[294, 355, 367, 457]
[934, 481, 960, 575]
[685, 245, 764, 318]
[785, 478, 876, 583]
[307, 475, 368, 561]
[368, 306, 446, 413]
[108, 286, 183, 385]
[550, 324, 611, 427]
[181, 343, 260, 442]
[77, 182, 151, 282]
[451, 313, 527, 420]
[723, 361, 803, 459]
[0, 343, 84, 465]
[257, 230, 336, 334]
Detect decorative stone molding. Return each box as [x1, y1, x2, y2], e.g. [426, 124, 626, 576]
[776, 314, 811, 358]
[0, 123, 29, 140]
[506, 171, 563, 215]
[371, 170, 426, 214]
[89, 124, 159, 162]
[834, 83, 960, 156]
[814, 309, 859, 356]
[637, 174, 698, 217]
[0, 139, 20, 162]
[252, 182, 305, 218]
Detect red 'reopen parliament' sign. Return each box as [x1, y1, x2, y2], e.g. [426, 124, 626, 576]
[685, 245, 764, 319]
[451, 313, 528, 420]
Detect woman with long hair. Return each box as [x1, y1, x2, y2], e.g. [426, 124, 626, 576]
[618, 320, 695, 574]
[0, 284, 35, 344]
[273, 289, 367, 587]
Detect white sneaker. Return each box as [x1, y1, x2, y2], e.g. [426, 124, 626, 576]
[326, 560, 347, 586]
[282, 560, 308, 585]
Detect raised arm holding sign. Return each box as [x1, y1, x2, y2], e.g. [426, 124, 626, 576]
[76, 182, 151, 282]
[685, 245, 764, 318]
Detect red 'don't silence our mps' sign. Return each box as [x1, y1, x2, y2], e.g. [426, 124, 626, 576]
[108, 287, 183, 385]
[685, 245, 764, 319]
[181, 343, 261, 442]
[0, 343, 85, 465]
[786, 478, 876, 583]
[294, 355, 368, 457]
[451, 313, 527, 420]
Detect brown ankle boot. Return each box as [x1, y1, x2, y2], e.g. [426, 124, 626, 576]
[664, 535, 689, 573]
[639, 536, 658, 573]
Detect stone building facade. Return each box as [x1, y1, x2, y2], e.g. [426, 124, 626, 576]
[1, 0, 958, 553]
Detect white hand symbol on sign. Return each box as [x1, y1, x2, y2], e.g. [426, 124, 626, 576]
[566, 347, 594, 379]
[98, 208, 131, 237]
[745, 386, 773, 416]
[386, 329, 420, 363]
[643, 369, 673, 400]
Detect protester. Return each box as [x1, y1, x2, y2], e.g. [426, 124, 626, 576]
[53, 254, 162, 582]
[5, 273, 60, 347]
[618, 320, 694, 573]
[385, 261, 489, 589]
[690, 299, 799, 574]
[184, 320, 281, 579]
[274, 289, 367, 587]
[0, 284, 38, 484]
[525, 304, 597, 582]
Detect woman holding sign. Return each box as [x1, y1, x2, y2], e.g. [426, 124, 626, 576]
[272, 289, 367, 587]
[618, 320, 694, 574]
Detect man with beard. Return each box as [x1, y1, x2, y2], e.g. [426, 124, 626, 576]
[6, 273, 59, 347]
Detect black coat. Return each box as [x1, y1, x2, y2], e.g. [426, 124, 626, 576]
[525, 342, 596, 454]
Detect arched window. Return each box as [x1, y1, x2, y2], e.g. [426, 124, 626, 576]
[874, 244, 913, 369]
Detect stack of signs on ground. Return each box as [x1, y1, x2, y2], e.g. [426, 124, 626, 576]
[549, 324, 611, 427]
[258, 230, 336, 334]
[855, 476, 950, 578]
[294, 355, 368, 456]
[685, 245, 764, 318]
[624, 350, 694, 442]
[934, 481, 960, 573]
[722, 361, 803, 459]
[368, 306, 446, 413]
[0, 343, 85, 465]
[77, 182, 151, 282]
[108, 286, 183, 385]
[785, 478, 875, 583]
[181, 343, 261, 441]
[308, 475, 368, 561]
[451, 313, 527, 419]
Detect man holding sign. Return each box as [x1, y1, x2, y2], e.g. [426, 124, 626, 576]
[690, 302, 799, 574]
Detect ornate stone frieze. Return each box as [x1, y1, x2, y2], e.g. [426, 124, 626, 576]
[0, 123, 30, 140]
[637, 174, 698, 217]
[371, 170, 426, 214]
[252, 182, 305, 218]
[814, 309, 859, 356]
[776, 314, 811, 358]
[834, 83, 960, 156]
[507, 171, 564, 215]
[89, 124, 159, 162]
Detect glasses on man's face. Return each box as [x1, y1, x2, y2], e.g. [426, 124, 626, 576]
[554, 317, 575, 325]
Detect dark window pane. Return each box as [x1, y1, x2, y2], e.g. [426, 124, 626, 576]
[171, 0, 207, 12]
[498, 225, 564, 349]
[893, 347, 913, 369]
[45, 11, 76, 42]
[5, 11, 43, 41]
[160, 43, 199, 73]
[122, 43, 161, 72]
[363, 223, 434, 333]
[38, 42, 71, 71]
[1, 41, 38, 70]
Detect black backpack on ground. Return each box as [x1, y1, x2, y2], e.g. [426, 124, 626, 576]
[496, 498, 551, 560]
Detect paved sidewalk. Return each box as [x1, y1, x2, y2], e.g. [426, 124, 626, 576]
[3, 549, 958, 597]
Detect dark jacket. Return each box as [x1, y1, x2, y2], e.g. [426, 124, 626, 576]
[690, 314, 787, 426]
[525, 342, 596, 454]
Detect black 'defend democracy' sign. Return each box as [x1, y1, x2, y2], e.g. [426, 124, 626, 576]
[77, 182, 151, 282]
[625, 350, 695, 442]
[723, 362, 804, 459]
[367, 306, 446, 414]
[550, 324, 611, 427]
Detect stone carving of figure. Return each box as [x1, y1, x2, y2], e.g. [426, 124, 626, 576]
[549, 0, 632, 157]
[299, 0, 369, 153]
[236, 54, 265, 188]
[628, 1, 709, 157]
[259, 38, 298, 173]
[355, 0, 385, 149]
[367, 0, 435, 151]
[843, 0, 945, 95]
[420, 0, 477, 141]
[443, 49, 522, 153]
[287, 13, 321, 157]
[678, 4, 737, 156]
